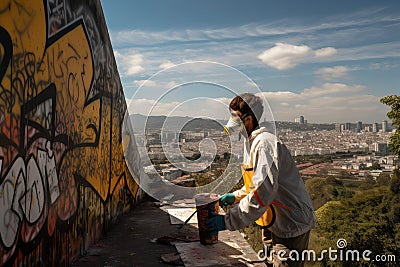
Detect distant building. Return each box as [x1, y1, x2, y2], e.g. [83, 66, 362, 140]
[335, 123, 341, 132]
[373, 142, 391, 156]
[162, 131, 177, 142]
[295, 115, 305, 124]
[344, 122, 351, 131]
[356, 121, 362, 133]
[382, 120, 388, 133]
[372, 123, 378, 133]
[162, 168, 182, 181]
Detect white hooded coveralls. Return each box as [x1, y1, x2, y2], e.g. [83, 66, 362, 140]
[224, 127, 316, 238]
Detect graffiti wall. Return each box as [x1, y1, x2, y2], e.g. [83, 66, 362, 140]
[0, 0, 141, 265]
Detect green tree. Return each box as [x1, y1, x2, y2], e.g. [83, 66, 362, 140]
[315, 186, 400, 265]
[339, 170, 351, 178]
[368, 162, 382, 170]
[381, 95, 400, 156]
[359, 163, 367, 170]
[390, 168, 400, 194]
[377, 172, 391, 186]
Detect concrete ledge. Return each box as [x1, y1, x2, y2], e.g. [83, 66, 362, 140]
[175, 230, 266, 266]
[72, 199, 265, 267]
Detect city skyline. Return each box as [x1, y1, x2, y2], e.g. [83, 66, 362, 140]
[131, 113, 393, 128]
[101, 0, 400, 123]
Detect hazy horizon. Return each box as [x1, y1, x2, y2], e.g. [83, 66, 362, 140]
[129, 113, 393, 125]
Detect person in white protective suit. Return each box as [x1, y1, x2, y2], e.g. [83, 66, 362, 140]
[206, 93, 316, 267]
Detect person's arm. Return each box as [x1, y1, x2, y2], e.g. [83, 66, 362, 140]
[224, 144, 280, 230]
[232, 185, 248, 203]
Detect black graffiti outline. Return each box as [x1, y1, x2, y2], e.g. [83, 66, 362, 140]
[110, 172, 135, 209]
[22, 154, 46, 226]
[21, 84, 56, 153]
[0, 26, 12, 84]
[0, 25, 16, 118]
[0, 9, 99, 255]
[0, 156, 25, 249]
[0, 1, 139, 264]
[46, 16, 97, 107]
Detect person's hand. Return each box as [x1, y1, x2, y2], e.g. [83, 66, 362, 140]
[219, 193, 235, 206]
[205, 212, 225, 234]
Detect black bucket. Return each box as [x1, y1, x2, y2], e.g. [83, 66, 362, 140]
[195, 193, 219, 245]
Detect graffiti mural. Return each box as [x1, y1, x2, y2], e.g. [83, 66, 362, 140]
[0, 0, 141, 266]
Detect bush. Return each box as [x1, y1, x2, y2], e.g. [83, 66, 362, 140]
[390, 169, 400, 194]
[314, 186, 399, 265]
[377, 173, 391, 186]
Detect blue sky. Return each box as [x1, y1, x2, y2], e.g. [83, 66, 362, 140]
[100, 0, 400, 123]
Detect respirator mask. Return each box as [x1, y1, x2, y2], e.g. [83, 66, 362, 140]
[223, 111, 247, 140]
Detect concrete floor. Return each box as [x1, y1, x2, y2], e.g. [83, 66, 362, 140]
[71, 198, 265, 267]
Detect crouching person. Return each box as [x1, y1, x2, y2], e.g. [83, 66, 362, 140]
[206, 93, 316, 267]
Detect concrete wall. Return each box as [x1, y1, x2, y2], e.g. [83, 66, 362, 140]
[0, 0, 142, 265]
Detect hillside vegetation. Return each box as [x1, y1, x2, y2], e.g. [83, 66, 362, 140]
[310, 170, 400, 266]
[238, 172, 399, 266]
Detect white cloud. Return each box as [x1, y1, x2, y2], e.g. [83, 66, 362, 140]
[167, 81, 179, 88]
[114, 51, 145, 76]
[126, 97, 231, 119]
[302, 83, 364, 97]
[109, 8, 400, 80]
[159, 60, 176, 69]
[127, 66, 144, 75]
[258, 43, 312, 70]
[132, 80, 179, 89]
[315, 66, 349, 80]
[329, 42, 400, 62]
[133, 80, 157, 87]
[259, 91, 303, 102]
[258, 43, 337, 70]
[125, 82, 388, 123]
[110, 8, 397, 124]
[257, 83, 387, 122]
[126, 98, 181, 116]
[259, 83, 365, 100]
[110, 9, 400, 47]
[314, 47, 337, 58]
[126, 54, 145, 75]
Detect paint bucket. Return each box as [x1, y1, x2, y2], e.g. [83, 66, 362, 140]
[195, 193, 220, 245]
